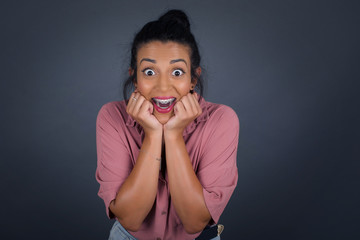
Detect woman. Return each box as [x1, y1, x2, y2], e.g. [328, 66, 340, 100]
[96, 10, 239, 240]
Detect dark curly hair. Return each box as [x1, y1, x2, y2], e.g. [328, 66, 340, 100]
[122, 9, 204, 100]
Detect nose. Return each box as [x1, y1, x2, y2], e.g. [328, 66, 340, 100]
[157, 73, 171, 92]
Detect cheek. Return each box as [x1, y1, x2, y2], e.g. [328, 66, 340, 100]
[177, 81, 192, 94]
[136, 80, 153, 96]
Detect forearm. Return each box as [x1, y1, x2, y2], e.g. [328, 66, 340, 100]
[164, 132, 211, 233]
[110, 132, 162, 231]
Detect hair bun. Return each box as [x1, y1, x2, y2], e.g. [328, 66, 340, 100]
[158, 9, 190, 31]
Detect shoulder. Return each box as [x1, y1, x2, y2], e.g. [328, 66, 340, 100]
[98, 100, 127, 115]
[96, 100, 128, 126]
[203, 100, 239, 127]
[196, 99, 240, 142]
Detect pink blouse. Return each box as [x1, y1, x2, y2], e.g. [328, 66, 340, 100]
[95, 96, 239, 240]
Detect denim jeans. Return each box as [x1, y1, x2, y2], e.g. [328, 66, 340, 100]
[108, 220, 137, 240]
[108, 220, 221, 240]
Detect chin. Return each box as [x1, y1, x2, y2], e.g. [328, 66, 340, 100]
[157, 116, 170, 125]
[158, 119, 169, 125]
[154, 112, 172, 124]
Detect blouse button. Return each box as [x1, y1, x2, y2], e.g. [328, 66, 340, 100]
[156, 238, 161, 240]
[161, 211, 167, 215]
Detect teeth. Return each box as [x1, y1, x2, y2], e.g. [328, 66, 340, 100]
[153, 98, 176, 109]
[153, 98, 175, 104]
[158, 99, 173, 104]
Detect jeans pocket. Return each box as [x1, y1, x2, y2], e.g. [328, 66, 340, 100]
[108, 221, 134, 240]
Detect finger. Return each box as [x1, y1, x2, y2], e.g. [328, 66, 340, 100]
[132, 95, 146, 116]
[187, 93, 199, 115]
[190, 93, 202, 117]
[138, 99, 152, 117]
[126, 92, 136, 112]
[128, 92, 141, 114]
[180, 94, 195, 114]
[174, 100, 186, 116]
[127, 92, 136, 113]
[148, 100, 154, 114]
[194, 92, 199, 101]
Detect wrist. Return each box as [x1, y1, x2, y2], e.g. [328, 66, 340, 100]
[144, 129, 163, 141]
[164, 129, 183, 141]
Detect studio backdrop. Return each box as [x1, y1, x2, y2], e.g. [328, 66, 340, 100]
[1, 0, 359, 239]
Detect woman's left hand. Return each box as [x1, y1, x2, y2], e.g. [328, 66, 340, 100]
[164, 92, 202, 137]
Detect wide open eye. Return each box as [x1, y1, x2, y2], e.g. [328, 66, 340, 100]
[172, 69, 184, 77]
[143, 69, 155, 76]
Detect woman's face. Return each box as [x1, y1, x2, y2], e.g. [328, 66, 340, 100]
[134, 41, 196, 124]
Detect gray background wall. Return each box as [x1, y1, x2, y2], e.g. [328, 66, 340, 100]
[1, 0, 359, 239]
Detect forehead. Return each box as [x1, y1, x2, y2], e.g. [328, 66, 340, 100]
[137, 41, 191, 62]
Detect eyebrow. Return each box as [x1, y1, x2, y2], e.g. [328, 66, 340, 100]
[139, 58, 187, 66]
[140, 58, 156, 64]
[170, 59, 187, 66]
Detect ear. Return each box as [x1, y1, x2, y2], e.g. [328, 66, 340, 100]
[195, 67, 202, 77]
[191, 67, 201, 88]
[129, 68, 137, 88]
[128, 68, 134, 76]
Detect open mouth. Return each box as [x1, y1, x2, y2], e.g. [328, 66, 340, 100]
[152, 97, 176, 109]
[152, 97, 176, 113]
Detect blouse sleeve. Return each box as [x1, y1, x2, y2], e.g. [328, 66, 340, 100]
[197, 105, 240, 224]
[95, 103, 133, 219]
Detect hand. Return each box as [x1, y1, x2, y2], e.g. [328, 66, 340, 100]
[126, 91, 163, 136]
[164, 92, 202, 137]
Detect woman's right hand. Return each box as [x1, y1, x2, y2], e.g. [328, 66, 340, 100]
[126, 91, 163, 136]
